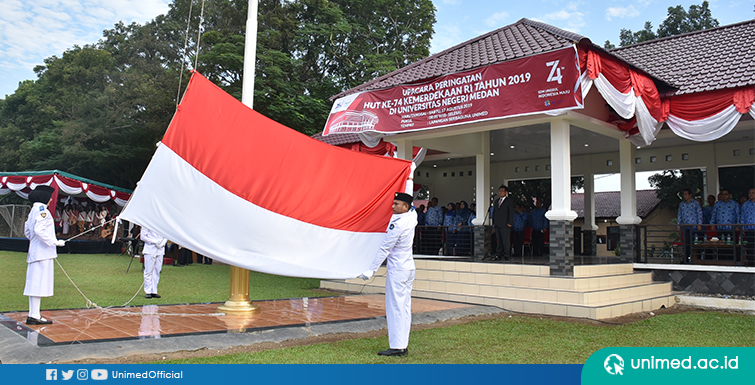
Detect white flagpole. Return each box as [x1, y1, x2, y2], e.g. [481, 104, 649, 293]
[241, 0, 259, 108]
[218, 0, 260, 316]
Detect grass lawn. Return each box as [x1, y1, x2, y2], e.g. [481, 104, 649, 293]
[157, 311, 755, 364]
[3, 251, 753, 365]
[0, 251, 331, 312]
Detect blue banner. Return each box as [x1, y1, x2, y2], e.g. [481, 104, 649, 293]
[4, 364, 582, 385]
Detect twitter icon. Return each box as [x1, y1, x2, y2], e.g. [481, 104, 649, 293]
[61, 370, 74, 380]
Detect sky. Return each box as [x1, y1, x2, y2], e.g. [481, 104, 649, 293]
[1, 0, 753, 98]
[0, 0, 750, 189]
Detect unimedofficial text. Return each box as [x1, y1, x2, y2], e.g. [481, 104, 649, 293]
[111, 370, 184, 379]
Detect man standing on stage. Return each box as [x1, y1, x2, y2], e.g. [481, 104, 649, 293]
[359, 192, 417, 357]
[141, 227, 167, 299]
[24, 185, 66, 325]
[492, 185, 515, 260]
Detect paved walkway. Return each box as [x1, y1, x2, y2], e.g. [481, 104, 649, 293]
[0, 295, 504, 364]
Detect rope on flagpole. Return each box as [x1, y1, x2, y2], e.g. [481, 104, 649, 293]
[175, 0, 195, 105]
[193, 0, 206, 71]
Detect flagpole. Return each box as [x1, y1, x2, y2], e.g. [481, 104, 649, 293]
[218, 0, 260, 316]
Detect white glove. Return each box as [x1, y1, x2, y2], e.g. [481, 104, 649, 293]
[158, 240, 167, 248]
[358, 270, 374, 280]
[55, 239, 66, 247]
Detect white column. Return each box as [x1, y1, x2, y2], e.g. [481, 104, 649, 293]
[472, 132, 490, 225]
[396, 139, 413, 161]
[705, 153, 719, 200]
[241, 0, 259, 108]
[583, 171, 598, 231]
[397, 140, 414, 195]
[616, 139, 642, 225]
[545, 119, 578, 221]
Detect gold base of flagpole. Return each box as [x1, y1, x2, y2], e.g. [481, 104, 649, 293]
[217, 266, 260, 315]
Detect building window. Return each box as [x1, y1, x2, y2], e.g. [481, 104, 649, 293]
[635, 157, 641, 164]
[443, 173, 447, 177]
[606, 160, 613, 166]
[650, 156, 657, 163]
[665, 155, 672, 161]
[515, 167, 520, 173]
[426, 172, 429, 177]
[682, 153, 689, 160]
[451, 172, 455, 177]
[535, 165, 540, 171]
[750, 148, 755, 156]
[468, 171, 473, 176]
[545, 164, 550, 171]
[733, 149, 741, 156]
[525, 166, 530, 172]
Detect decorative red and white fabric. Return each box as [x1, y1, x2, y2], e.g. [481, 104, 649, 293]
[579, 48, 664, 146]
[0, 173, 131, 212]
[119, 72, 412, 279]
[580, 46, 755, 146]
[663, 87, 755, 141]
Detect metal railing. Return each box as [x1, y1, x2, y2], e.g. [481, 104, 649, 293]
[414, 226, 475, 256]
[636, 223, 754, 266]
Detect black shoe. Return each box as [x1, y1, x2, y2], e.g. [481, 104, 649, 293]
[145, 294, 153, 299]
[151, 293, 161, 298]
[378, 348, 408, 356]
[26, 316, 53, 325]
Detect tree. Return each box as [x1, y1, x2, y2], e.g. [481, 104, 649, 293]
[648, 169, 704, 209]
[612, 1, 719, 47]
[0, 0, 437, 188]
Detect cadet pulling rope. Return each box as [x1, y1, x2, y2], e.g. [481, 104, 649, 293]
[54, 219, 223, 317]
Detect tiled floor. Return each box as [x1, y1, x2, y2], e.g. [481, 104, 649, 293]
[1, 295, 471, 346]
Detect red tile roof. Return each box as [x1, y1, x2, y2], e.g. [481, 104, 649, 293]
[310, 132, 362, 146]
[609, 19, 755, 95]
[571, 189, 661, 219]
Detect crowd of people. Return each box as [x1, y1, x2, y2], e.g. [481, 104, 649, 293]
[52, 202, 120, 239]
[676, 187, 755, 263]
[412, 189, 549, 259]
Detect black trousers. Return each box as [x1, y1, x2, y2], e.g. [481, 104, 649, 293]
[532, 230, 545, 256]
[495, 226, 511, 258]
[512, 231, 524, 256]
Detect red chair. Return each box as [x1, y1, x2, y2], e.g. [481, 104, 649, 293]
[523, 227, 533, 257]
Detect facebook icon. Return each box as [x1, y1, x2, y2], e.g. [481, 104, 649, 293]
[46, 369, 57, 380]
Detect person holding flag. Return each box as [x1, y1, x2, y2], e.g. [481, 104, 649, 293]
[24, 185, 66, 325]
[359, 191, 418, 357]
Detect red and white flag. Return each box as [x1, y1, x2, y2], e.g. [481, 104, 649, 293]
[119, 72, 411, 279]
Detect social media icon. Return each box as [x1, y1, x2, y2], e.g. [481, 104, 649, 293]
[76, 369, 88, 380]
[91, 370, 108, 380]
[46, 369, 57, 381]
[62, 370, 74, 380]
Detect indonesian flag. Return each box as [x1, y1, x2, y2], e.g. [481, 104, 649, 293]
[119, 72, 411, 279]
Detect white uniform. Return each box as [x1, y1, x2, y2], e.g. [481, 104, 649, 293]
[24, 202, 60, 320]
[368, 208, 418, 350]
[141, 227, 166, 295]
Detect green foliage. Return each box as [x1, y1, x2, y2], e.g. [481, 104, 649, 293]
[0, 251, 330, 312]
[157, 312, 755, 364]
[0, 0, 437, 188]
[507, 176, 584, 209]
[719, 165, 755, 201]
[617, 1, 719, 46]
[649, 169, 704, 210]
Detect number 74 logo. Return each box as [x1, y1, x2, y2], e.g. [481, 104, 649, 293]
[546, 60, 563, 84]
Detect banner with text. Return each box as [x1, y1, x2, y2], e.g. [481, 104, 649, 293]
[323, 46, 582, 136]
